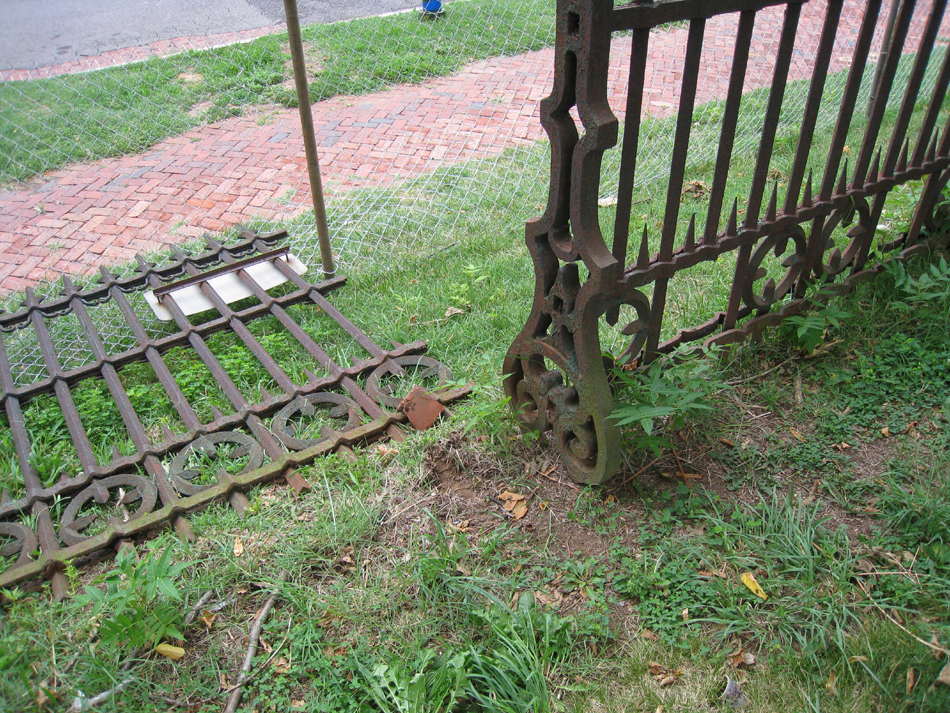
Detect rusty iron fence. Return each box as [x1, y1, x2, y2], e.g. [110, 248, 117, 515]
[504, 0, 950, 484]
[0, 230, 468, 596]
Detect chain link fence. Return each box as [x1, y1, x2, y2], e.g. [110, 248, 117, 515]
[0, 0, 946, 300]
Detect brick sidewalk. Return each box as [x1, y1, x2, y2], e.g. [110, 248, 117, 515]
[0, 1, 938, 293]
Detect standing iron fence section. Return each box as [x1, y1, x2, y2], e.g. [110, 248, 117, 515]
[0, 229, 468, 597]
[505, 0, 950, 484]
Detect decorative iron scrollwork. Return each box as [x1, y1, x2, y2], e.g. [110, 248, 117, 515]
[0, 522, 38, 568]
[366, 356, 453, 408]
[743, 225, 808, 310]
[815, 197, 871, 279]
[59, 474, 158, 546]
[167, 432, 265, 496]
[271, 393, 362, 450]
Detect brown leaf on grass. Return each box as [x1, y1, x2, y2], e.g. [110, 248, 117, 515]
[273, 656, 291, 674]
[906, 667, 915, 695]
[648, 662, 683, 687]
[719, 438, 734, 447]
[902, 421, 919, 435]
[740, 572, 768, 600]
[728, 647, 756, 669]
[155, 643, 185, 661]
[936, 662, 950, 687]
[534, 587, 564, 608]
[219, 672, 228, 690]
[790, 427, 806, 442]
[641, 629, 658, 641]
[880, 426, 891, 438]
[198, 611, 218, 630]
[233, 537, 244, 557]
[826, 670, 838, 697]
[444, 306, 466, 319]
[297, 512, 312, 522]
[511, 502, 528, 520]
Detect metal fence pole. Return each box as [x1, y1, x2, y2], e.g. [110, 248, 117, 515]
[283, 0, 336, 277]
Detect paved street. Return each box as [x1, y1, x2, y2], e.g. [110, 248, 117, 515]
[1, 0, 417, 71]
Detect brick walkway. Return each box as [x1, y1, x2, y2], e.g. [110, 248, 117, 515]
[0, 1, 940, 293]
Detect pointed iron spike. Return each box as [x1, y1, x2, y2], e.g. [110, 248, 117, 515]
[766, 183, 778, 223]
[726, 199, 739, 235]
[170, 245, 187, 261]
[684, 214, 696, 251]
[868, 150, 881, 183]
[1, 487, 10, 506]
[135, 253, 154, 272]
[803, 170, 813, 207]
[637, 225, 650, 268]
[203, 233, 222, 250]
[939, 125, 950, 154]
[161, 424, 176, 443]
[111, 444, 122, 462]
[927, 130, 939, 163]
[897, 139, 909, 173]
[259, 387, 273, 402]
[209, 405, 225, 421]
[836, 160, 848, 195]
[303, 368, 321, 384]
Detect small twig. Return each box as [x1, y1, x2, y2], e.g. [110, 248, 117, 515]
[622, 456, 661, 484]
[223, 570, 290, 713]
[486, 495, 514, 519]
[725, 357, 794, 386]
[382, 492, 438, 524]
[70, 677, 135, 711]
[794, 373, 804, 407]
[183, 589, 214, 627]
[862, 587, 950, 657]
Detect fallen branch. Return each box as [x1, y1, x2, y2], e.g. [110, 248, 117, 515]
[859, 583, 950, 657]
[224, 570, 290, 713]
[725, 357, 794, 387]
[183, 589, 214, 626]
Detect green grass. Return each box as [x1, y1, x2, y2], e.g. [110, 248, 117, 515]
[0, 0, 556, 184]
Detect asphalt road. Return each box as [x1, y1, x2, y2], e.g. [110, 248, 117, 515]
[1, 0, 419, 71]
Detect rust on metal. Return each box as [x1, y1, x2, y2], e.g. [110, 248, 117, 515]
[0, 229, 469, 595]
[505, 0, 950, 484]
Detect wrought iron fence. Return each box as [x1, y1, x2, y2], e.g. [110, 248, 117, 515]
[504, 0, 950, 484]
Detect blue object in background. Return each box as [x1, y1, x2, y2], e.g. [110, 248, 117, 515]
[421, 0, 444, 16]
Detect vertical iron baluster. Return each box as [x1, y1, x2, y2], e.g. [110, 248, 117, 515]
[911, 33, 950, 167]
[100, 267, 202, 431]
[907, 112, 950, 244]
[610, 29, 650, 272]
[62, 276, 193, 541]
[704, 11, 756, 244]
[722, 2, 802, 332]
[745, 1, 803, 227]
[799, 0, 884, 289]
[23, 290, 98, 476]
[784, 0, 846, 216]
[853, 0, 919, 185]
[880, 0, 947, 177]
[644, 18, 706, 358]
[0, 332, 69, 600]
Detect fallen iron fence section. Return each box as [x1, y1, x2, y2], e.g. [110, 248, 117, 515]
[0, 230, 468, 596]
[505, 0, 950, 484]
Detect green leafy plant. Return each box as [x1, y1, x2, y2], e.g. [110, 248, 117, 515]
[73, 537, 192, 651]
[885, 254, 950, 320]
[780, 298, 851, 354]
[357, 649, 469, 713]
[611, 345, 728, 455]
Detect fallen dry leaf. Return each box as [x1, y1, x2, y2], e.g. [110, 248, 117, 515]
[233, 537, 244, 557]
[728, 647, 756, 669]
[155, 643, 185, 661]
[906, 667, 915, 695]
[511, 502, 528, 520]
[444, 306, 466, 319]
[790, 427, 806, 442]
[719, 438, 735, 447]
[641, 629, 658, 641]
[936, 661, 950, 687]
[826, 670, 838, 697]
[273, 656, 291, 674]
[297, 512, 312, 522]
[198, 611, 218, 630]
[880, 426, 891, 438]
[740, 571, 768, 600]
[648, 661, 683, 687]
